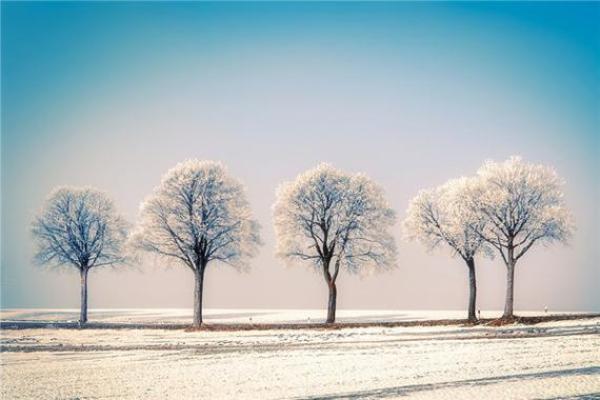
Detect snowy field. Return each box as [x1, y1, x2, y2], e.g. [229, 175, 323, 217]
[0, 308, 591, 325]
[1, 310, 599, 399]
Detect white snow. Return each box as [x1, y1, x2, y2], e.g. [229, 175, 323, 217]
[1, 309, 599, 399]
[0, 308, 589, 324]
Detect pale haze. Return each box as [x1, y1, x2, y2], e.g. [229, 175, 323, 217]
[2, 2, 599, 311]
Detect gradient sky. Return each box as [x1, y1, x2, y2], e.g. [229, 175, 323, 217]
[2, 2, 599, 312]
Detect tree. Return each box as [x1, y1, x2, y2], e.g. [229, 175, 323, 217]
[404, 177, 491, 322]
[468, 157, 574, 319]
[31, 187, 127, 324]
[273, 163, 397, 323]
[130, 160, 261, 327]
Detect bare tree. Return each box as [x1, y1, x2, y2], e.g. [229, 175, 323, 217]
[130, 160, 261, 327]
[404, 178, 491, 322]
[273, 163, 397, 323]
[31, 187, 127, 324]
[468, 157, 574, 319]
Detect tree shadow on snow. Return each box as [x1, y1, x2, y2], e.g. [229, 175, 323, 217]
[298, 366, 600, 399]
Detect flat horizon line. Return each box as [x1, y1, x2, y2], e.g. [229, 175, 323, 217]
[1, 307, 597, 312]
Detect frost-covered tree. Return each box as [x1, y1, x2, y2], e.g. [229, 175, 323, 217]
[31, 187, 128, 324]
[468, 157, 574, 319]
[273, 163, 397, 323]
[404, 178, 490, 322]
[130, 160, 261, 327]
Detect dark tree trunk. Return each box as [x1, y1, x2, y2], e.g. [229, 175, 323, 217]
[466, 258, 477, 322]
[80, 268, 89, 324]
[503, 257, 516, 319]
[326, 281, 337, 323]
[193, 266, 206, 327]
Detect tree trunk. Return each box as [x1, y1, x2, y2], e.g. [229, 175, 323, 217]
[503, 253, 516, 319]
[80, 268, 89, 325]
[466, 258, 477, 322]
[193, 266, 206, 327]
[326, 281, 337, 323]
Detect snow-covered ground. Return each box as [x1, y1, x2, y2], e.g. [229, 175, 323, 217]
[1, 309, 599, 399]
[0, 308, 589, 324]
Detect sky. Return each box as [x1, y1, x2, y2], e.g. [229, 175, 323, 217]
[2, 2, 599, 312]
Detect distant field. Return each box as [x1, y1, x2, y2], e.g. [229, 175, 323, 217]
[1, 310, 599, 399]
[0, 308, 593, 325]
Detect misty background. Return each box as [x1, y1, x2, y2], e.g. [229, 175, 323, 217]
[2, 2, 599, 311]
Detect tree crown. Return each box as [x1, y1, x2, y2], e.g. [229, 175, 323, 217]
[468, 156, 574, 262]
[273, 163, 397, 275]
[404, 177, 492, 261]
[32, 186, 127, 270]
[130, 160, 261, 271]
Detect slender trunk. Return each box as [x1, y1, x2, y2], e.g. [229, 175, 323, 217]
[80, 268, 89, 324]
[503, 258, 516, 319]
[193, 266, 206, 327]
[466, 258, 477, 322]
[326, 281, 337, 323]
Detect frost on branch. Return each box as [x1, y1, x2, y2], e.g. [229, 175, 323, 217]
[469, 156, 574, 265]
[130, 160, 261, 272]
[403, 177, 491, 262]
[273, 163, 397, 276]
[32, 186, 128, 271]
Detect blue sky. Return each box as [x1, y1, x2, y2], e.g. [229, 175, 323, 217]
[2, 2, 599, 311]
